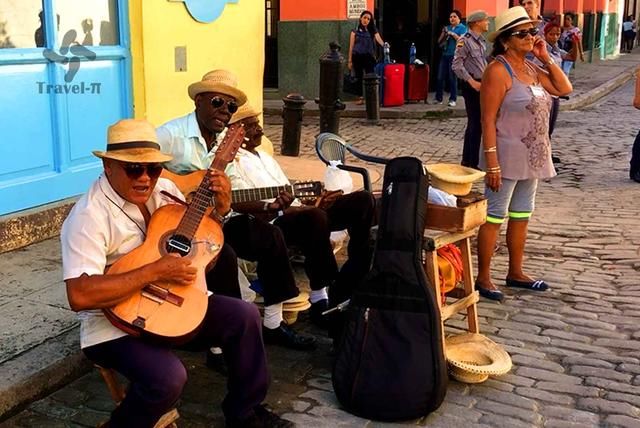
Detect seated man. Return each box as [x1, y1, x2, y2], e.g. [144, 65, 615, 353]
[157, 70, 316, 351]
[226, 103, 376, 336]
[60, 119, 291, 428]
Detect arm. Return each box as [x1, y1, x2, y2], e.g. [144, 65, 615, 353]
[374, 32, 385, 47]
[532, 38, 572, 96]
[452, 42, 479, 90]
[348, 31, 355, 71]
[438, 27, 447, 44]
[66, 256, 196, 311]
[633, 67, 640, 109]
[576, 34, 585, 61]
[480, 62, 510, 191]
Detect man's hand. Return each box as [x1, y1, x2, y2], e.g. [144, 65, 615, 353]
[207, 169, 232, 215]
[150, 254, 197, 286]
[267, 191, 294, 211]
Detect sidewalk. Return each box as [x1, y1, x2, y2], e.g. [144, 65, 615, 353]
[1, 50, 639, 423]
[263, 51, 640, 119]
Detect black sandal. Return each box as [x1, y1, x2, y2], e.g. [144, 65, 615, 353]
[505, 278, 549, 291]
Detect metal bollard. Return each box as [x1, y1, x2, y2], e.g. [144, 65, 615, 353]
[363, 73, 380, 125]
[281, 93, 307, 156]
[315, 41, 346, 134]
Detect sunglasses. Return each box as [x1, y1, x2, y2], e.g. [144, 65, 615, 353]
[510, 27, 539, 39]
[210, 96, 238, 113]
[121, 163, 163, 180]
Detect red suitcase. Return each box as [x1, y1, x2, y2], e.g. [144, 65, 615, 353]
[406, 64, 430, 103]
[382, 63, 405, 107]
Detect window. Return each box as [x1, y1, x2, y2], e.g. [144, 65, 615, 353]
[54, 0, 119, 46]
[0, 0, 44, 49]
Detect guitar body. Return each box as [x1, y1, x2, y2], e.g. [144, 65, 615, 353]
[160, 170, 206, 201]
[103, 202, 223, 344]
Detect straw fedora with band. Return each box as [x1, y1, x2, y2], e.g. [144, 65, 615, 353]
[230, 102, 260, 125]
[188, 69, 248, 106]
[93, 119, 173, 164]
[445, 333, 512, 384]
[425, 163, 486, 196]
[487, 6, 540, 43]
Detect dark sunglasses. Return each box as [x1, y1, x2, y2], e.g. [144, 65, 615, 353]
[210, 96, 238, 113]
[121, 163, 163, 180]
[510, 27, 539, 39]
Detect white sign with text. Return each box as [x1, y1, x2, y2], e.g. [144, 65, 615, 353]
[347, 0, 367, 19]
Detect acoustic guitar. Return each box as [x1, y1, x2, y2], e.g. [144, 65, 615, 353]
[103, 124, 245, 344]
[161, 169, 324, 205]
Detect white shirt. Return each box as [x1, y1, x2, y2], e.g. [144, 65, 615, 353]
[227, 149, 301, 206]
[60, 174, 184, 349]
[156, 111, 226, 174]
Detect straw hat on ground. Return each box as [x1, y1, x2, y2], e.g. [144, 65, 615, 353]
[188, 69, 248, 105]
[230, 103, 260, 124]
[487, 6, 540, 42]
[93, 119, 173, 164]
[445, 333, 512, 384]
[426, 163, 486, 196]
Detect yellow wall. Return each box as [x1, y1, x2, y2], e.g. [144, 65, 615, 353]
[128, 0, 264, 127]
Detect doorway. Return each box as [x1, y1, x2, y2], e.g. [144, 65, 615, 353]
[264, 0, 279, 88]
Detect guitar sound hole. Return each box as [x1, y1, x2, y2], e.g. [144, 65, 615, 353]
[166, 234, 191, 256]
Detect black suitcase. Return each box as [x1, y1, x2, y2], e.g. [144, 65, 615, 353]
[332, 156, 448, 421]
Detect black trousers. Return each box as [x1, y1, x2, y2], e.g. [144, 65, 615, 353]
[273, 191, 376, 299]
[549, 97, 560, 137]
[631, 130, 640, 178]
[461, 81, 482, 169]
[222, 215, 299, 306]
[351, 53, 376, 96]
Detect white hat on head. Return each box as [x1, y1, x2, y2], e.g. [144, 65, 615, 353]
[487, 6, 540, 42]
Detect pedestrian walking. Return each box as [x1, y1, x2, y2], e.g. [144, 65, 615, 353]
[452, 10, 489, 170]
[475, 6, 572, 301]
[622, 15, 635, 53]
[630, 67, 640, 183]
[433, 10, 467, 107]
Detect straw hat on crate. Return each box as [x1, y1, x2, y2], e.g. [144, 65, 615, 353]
[425, 163, 486, 196]
[445, 333, 512, 384]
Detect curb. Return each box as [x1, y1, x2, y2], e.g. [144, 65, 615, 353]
[0, 327, 91, 422]
[560, 68, 635, 111]
[263, 105, 467, 120]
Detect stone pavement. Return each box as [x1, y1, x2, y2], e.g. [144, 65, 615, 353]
[263, 51, 640, 119]
[2, 61, 640, 427]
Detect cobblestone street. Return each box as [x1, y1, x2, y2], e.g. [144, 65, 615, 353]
[3, 82, 640, 428]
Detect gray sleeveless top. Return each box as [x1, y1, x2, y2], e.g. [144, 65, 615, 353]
[482, 55, 556, 180]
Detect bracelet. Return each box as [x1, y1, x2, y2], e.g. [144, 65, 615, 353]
[486, 166, 501, 173]
[483, 147, 497, 153]
[212, 208, 234, 224]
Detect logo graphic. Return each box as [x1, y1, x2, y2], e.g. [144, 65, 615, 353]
[43, 30, 96, 82]
[170, 0, 239, 23]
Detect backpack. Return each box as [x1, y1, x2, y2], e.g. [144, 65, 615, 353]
[332, 157, 448, 421]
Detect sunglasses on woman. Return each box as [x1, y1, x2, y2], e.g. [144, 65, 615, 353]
[210, 96, 238, 113]
[121, 163, 164, 180]
[510, 27, 539, 39]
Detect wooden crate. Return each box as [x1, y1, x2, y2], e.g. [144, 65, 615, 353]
[425, 198, 487, 232]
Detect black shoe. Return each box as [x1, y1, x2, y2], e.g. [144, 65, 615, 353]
[309, 299, 329, 329]
[632, 171, 640, 183]
[226, 404, 295, 428]
[263, 322, 317, 351]
[476, 284, 505, 302]
[206, 349, 228, 376]
[552, 155, 561, 164]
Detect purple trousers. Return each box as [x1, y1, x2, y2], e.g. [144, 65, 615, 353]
[84, 295, 269, 427]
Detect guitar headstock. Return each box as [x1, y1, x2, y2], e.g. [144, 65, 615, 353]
[293, 181, 323, 198]
[211, 123, 245, 169]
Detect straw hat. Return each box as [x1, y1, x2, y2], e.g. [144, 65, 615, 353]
[487, 6, 540, 42]
[188, 69, 248, 105]
[93, 119, 173, 163]
[445, 333, 512, 384]
[426, 163, 486, 196]
[230, 103, 260, 124]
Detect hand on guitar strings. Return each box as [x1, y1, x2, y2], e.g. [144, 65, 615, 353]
[207, 168, 232, 216]
[266, 191, 294, 211]
[150, 254, 197, 286]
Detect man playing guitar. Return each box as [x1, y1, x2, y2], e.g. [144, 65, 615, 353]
[157, 70, 317, 352]
[61, 118, 292, 428]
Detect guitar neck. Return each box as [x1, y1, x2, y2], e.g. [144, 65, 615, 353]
[232, 185, 293, 203]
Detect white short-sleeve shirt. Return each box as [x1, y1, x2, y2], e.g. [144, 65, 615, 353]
[60, 174, 184, 349]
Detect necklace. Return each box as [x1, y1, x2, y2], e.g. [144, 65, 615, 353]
[99, 179, 147, 238]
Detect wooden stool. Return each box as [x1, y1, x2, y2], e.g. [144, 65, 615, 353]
[422, 228, 480, 342]
[95, 365, 180, 428]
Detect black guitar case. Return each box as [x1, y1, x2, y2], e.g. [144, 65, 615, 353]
[332, 156, 448, 421]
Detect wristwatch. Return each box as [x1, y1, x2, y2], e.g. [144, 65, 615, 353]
[212, 208, 234, 224]
[544, 57, 555, 67]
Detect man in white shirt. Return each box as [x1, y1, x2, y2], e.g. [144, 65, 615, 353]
[61, 119, 291, 428]
[157, 70, 317, 351]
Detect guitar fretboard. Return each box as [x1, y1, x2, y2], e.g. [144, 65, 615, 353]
[232, 185, 293, 203]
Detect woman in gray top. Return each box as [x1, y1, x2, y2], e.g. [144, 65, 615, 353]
[475, 6, 572, 301]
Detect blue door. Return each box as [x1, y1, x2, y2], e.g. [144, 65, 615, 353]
[0, 0, 132, 215]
